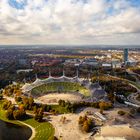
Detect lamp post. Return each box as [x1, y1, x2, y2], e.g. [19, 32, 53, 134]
[62, 65, 65, 77]
[49, 67, 51, 77]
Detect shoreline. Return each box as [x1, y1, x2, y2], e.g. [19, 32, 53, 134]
[18, 121, 36, 140]
[0, 118, 35, 140]
[0, 102, 36, 140]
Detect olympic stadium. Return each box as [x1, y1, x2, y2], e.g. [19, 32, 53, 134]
[21, 70, 107, 104]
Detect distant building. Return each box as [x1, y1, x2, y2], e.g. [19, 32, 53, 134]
[16, 69, 33, 74]
[124, 48, 128, 64]
[64, 59, 82, 66]
[125, 59, 137, 66]
[82, 58, 99, 67]
[102, 63, 112, 70]
[112, 59, 122, 68]
[123, 49, 137, 66]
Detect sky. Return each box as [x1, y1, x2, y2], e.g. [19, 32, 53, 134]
[0, 0, 140, 45]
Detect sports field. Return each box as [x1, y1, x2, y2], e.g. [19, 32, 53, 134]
[31, 82, 90, 97]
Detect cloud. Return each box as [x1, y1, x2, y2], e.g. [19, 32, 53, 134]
[0, 0, 140, 45]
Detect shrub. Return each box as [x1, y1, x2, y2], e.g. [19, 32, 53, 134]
[118, 110, 126, 116]
[129, 108, 136, 115]
[78, 115, 95, 133]
[136, 107, 140, 113]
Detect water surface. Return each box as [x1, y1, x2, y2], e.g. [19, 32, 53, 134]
[0, 120, 32, 140]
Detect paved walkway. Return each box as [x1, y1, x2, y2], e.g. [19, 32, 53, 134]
[18, 121, 36, 140]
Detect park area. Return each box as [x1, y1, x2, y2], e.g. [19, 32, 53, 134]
[0, 100, 55, 140]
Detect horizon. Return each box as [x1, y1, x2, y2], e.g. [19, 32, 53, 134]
[0, 44, 140, 49]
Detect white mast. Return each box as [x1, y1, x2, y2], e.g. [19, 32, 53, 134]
[49, 68, 51, 77]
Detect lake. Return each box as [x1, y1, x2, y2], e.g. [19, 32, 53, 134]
[0, 120, 32, 140]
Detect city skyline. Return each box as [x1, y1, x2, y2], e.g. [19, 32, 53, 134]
[0, 0, 140, 46]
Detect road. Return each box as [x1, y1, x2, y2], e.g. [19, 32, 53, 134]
[107, 74, 140, 106]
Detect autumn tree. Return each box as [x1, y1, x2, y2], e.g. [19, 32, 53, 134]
[34, 108, 44, 122]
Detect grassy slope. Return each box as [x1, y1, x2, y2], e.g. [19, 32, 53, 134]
[23, 118, 54, 140]
[0, 100, 55, 140]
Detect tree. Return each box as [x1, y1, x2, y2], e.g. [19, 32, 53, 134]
[87, 118, 93, 128]
[34, 108, 44, 122]
[22, 96, 34, 110]
[13, 109, 26, 120]
[79, 116, 83, 125]
[100, 108, 103, 114]
[0, 94, 3, 100]
[82, 121, 90, 132]
[13, 110, 21, 120]
[2, 100, 12, 110]
[15, 96, 22, 103]
[28, 97, 34, 110]
[78, 115, 94, 133]
[6, 109, 14, 120]
[58, 100, 65, 107]
[22, 97, 29, 109]
[107, 93, 115, 103]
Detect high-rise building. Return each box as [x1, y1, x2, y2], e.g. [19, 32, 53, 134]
[124, 48, 128, 64]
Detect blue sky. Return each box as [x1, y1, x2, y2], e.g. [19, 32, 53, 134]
[8, 0, 27, 9]
[8, 0, 140, 9]
[0, 0, 140, 45]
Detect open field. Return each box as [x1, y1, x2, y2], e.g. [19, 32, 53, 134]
[49, 107, 140, 140]
[95, 124, 140, 140]
[37, 92, 84, 104]
[31, 82, 90, 97]
[50, 111, 91, 140]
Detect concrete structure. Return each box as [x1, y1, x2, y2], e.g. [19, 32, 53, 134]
[21, 70, 108, 102]
[16, 69, 33, 74]
[102, 63, 112, 70]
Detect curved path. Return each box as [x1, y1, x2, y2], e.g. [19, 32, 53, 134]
[126, 69, 140, 84]
[127, 91, 140, 105]
[18, 121, 36, 140]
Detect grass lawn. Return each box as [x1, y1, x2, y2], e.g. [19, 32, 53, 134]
[0, 100, 55, 140]
[49, 104, 70, 114]
[31, 82, 90, 97]
[23, 118, 54, 140]
[124, 92, 132, 97]
[129, 81, 140, 90]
